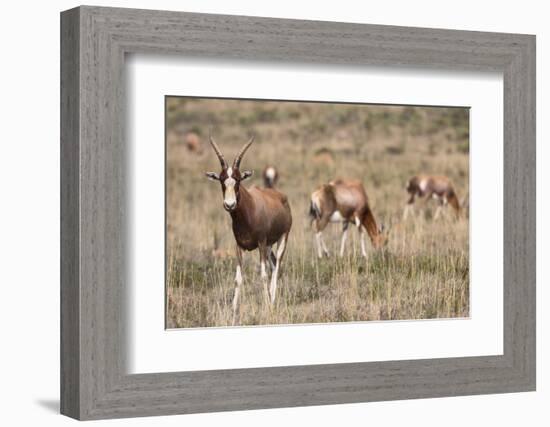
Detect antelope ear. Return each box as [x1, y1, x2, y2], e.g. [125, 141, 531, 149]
[241, 170, 253, 181]
[205, 172, 220, 181]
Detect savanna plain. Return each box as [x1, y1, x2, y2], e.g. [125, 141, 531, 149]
[166, 98, 469, 328]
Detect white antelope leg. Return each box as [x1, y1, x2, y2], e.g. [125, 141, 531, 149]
[359, 226, 367, 257]
[260, 260, 277, 300]
[314, 232, 323, 258]
[259, 243, 270, 303]
[260, 258, 267, 279]
[320, 233, 330, 256]
[232, 246, 243, 325]
[315, 232, 329, 258]
[339, 225, 349, 257]
[267, 246, 276, 271]
[269, 233, 288, 304]
[403, 204, 413, 220]
[434, 198, 444, 220]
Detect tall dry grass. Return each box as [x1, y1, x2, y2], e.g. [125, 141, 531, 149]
[166, 98, 469, 328]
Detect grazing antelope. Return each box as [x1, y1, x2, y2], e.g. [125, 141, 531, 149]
[262, 166, 279, 188]
[309, 179, 386, 258]
[205, 135, 292, 323]
[403, 174, 461, 220]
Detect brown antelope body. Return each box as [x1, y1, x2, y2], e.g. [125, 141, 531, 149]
[205, 135, 292, 324]
[262, 165, 279, 188]
[404, 174, 460, 220]
[309, 179, 385, 258]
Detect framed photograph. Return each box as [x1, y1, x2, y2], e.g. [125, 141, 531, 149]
[61, 6, 535, 420]
[164, 97, 471, 330]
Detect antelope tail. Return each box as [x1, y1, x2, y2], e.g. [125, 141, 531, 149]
[309, 199, 322, 220]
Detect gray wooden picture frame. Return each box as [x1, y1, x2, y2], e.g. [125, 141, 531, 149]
[60, 5, 536, 420]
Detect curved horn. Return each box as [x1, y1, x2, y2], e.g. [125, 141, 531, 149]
[233, 135, 255, 169]
[208, 132, 227, 168]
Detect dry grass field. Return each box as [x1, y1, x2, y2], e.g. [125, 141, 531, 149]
[166, 97, 469, 328]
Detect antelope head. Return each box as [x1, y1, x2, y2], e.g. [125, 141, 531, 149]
[205, 134, 254, 212]
[373, 221, 392, 249]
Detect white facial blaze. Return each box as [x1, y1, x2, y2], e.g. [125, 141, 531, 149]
[223, 167, 237, 207]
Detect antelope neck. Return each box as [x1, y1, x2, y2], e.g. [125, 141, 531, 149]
[229, 185, 255, 225]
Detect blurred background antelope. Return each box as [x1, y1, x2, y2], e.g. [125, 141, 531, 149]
[166, 97, 470, 328]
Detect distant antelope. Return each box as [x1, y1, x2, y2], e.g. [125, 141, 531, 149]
[309, 179, 386, 258]
[403, 174, 460, 220]
[262, 166, 279, 188]
[184, 131, 202, 153]
[205, 135, 292, 323]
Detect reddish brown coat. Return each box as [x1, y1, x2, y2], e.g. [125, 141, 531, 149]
[406, 174, 460, 218]
[205, 135, 292, 315]
[310, 179, 385, 252]
[230, 185, 292, 251]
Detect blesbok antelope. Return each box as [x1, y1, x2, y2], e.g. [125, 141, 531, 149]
[262, 165, 279, 188]
[403, 174, 461, 220]
[205, 135, 292, 323]
[309, 179, 386, 258]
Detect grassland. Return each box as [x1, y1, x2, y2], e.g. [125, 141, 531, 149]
[166, 98, 469, 328]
